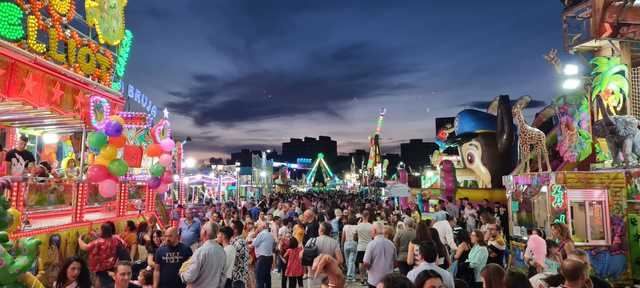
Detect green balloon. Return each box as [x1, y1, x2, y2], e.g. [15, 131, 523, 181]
[150, 163, 165, 177]
[108, 159, 129, 177]
[88, 132, 108, 151]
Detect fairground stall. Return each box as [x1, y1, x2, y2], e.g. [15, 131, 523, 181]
[0, 1, 177, 287]
[500, 0, 640, 284]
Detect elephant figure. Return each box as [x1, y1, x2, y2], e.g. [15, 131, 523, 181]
[593, 95, 640, 166]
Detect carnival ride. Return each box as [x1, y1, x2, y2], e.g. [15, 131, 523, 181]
[304, 153, 341, 191]
[366, 109, 386, 183]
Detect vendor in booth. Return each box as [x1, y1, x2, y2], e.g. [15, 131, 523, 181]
[5, 135, 35, 176]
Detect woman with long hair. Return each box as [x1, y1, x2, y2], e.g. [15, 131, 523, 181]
[480, 263, 505, 288]
[145, 230, 163, 268]
[551, 223, 575, 259]
[454, 229, 473, 282]
[406, 220, 431, 266]
[428, 227, 451, 269]
[53, 256, 92, 288]
[466, 229, 488, 288]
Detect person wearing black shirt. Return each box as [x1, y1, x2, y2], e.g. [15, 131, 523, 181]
[5, 135, 35, 175]
[303, 209, 319, 244]
[154, 227, 192, 288]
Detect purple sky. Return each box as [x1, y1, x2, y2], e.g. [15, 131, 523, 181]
[122, 1, 569, 160]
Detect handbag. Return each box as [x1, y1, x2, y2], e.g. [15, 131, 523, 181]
[301, 238, 318, 266]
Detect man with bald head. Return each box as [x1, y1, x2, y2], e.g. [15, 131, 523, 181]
[363, 222, 396, 288]
[154, 227, 192, 288]
[303, 209, 319, 245]
[252, 221, 275, 288]
[559, 258, 589, 288]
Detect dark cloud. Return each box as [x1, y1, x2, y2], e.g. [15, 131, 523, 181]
[460, 99, 547, 110]
[167, 42, 418, 126]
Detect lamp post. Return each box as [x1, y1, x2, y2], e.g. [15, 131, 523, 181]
[235, 162, 240, 203]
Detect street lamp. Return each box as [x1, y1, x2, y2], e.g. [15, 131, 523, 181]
[185, 157, 197, 169]
[563, 64, 579, 76]
[562, 78, 581, 90]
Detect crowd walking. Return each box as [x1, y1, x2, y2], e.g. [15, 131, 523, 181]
[56, 192, 611, 288]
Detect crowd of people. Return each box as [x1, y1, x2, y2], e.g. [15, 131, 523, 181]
[46, 192, 612, 288]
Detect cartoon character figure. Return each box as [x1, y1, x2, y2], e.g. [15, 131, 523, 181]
[0, 193, 43, 288]
[85, 0, 128, 45]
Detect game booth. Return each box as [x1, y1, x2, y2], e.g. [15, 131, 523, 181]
[501, 52, 640, 284]
[0, 1, 182, 287]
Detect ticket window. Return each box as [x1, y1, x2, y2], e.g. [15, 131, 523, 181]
[567, 189, 609, 245]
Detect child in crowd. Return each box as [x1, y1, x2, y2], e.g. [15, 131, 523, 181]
[544, 240, 562, 273]
[284, 237, 304, 288]
[136, 269, 153, 288]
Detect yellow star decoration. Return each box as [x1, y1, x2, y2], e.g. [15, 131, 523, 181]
[85, 0, 127, 46]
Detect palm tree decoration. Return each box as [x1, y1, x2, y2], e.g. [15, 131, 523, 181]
[591, 56, 629, 116]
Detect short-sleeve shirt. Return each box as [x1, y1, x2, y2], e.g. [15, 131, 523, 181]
[315, 235, 339, 257]
[87, 237, 120, 272]
[178, 219, 201, 247]
[356, 222, 373, 251]
[154, 243, 193, 288]
[363, 236, 396, 286]
[5, 149, 35, 168]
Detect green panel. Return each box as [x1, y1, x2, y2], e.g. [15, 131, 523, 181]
[629, 214, 640, 280]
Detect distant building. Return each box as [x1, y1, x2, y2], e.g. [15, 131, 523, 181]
[400, 139, 438, 171]
[228, 149, 278, 166]
[383, 153, 401, 176]
[281, 136, 337, 164]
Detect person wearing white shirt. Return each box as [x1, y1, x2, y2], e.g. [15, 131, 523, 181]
[407, 242, 455, 288]
[433, 213, 457, 253]
[217, 226, 236, 288]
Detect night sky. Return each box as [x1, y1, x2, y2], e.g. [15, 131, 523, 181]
[123, 1, 567, 159]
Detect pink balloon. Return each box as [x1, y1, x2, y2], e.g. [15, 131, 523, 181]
[158, 154, 172, 167]
[161, 171, 173, 184]
[87, 165, 110, 183]
[155, 183, 169, 194]
[98, 179, 118, 198]
[159, 138, 175, 153]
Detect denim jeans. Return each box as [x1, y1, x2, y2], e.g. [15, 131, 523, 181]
[344, 240, 357, 279]
[255, 255, 273, 288]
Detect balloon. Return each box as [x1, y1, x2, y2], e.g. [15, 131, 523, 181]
[110, 115, 125, 125]
[161, 171, 173, 184]
[147, 176, 161, 189]
[149, 163, 165, 177]
[98, 179, 118, 198]
[87, 165, 110, 183]
[156, 183, 169, 194]
[158, 154, 172, 167]
[94, 156, 111, 167]
[6, 207, 21, 233]
[108, 159, 129, 177]
[99, 145, 118, 161]
[87, 132, 108, 151]
[159, 138, 175, 152]
[109, 135, 126, 148]
[104, 120, 123, 137]
[146, 144, 163, 157]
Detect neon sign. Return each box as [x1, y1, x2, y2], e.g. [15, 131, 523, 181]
[127, 84, 158, 120]
[0, 1, 128, 87]
[551, 184, 566, 209]
[89, 96, 111, 130]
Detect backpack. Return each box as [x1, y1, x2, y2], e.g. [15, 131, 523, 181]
[301, 238, 318, 266]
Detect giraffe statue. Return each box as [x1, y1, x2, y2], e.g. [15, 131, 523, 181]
[512, 96, 552, 174]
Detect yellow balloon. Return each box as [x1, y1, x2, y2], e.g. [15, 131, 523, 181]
[99, 145, 118, 161]
[110, 115, 125, 125]
[95, 156, 111, 166]
[7, 208, 21, 233]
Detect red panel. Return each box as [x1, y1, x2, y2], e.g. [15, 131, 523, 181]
[123, 145, 143, 168]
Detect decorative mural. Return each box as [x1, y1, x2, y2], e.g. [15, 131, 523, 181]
[553, 92, 593, 163]
[591, 56, 629, 117]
